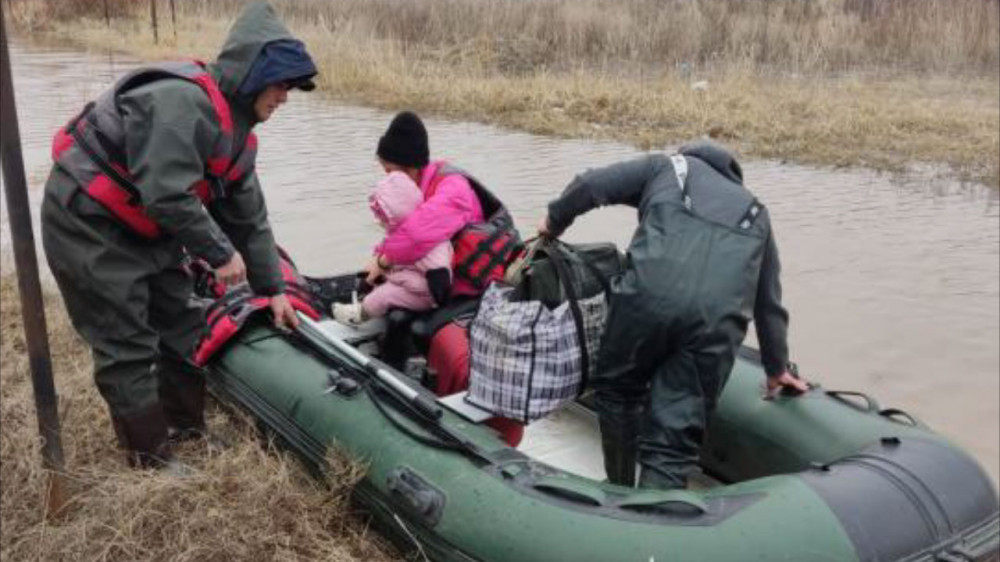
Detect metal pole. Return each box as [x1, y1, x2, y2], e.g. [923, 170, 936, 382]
[150, 0, 158, 45]
[0, 3, 69, 518]
[103, 0, 110, 28]
[169, 0, 176, 41]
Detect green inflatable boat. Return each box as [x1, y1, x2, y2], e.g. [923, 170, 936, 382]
[205, 281, 999, 562]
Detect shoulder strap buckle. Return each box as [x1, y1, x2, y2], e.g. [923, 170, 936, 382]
[738, 199, 763, 230]
[669, 154, 692, 210]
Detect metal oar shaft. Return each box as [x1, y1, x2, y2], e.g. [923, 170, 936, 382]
[295, 312, 442, 420]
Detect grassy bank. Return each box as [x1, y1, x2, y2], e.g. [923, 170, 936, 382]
[7, 0, 999, 187]
[0, 275, 398, 561]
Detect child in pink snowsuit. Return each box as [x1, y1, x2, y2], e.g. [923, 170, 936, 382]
[333, 171, 453, 324]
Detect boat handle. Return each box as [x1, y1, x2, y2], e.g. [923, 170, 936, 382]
[387, 467, 446, 526]
[878, 408, 923, 427]
[616, 490, 708, 516]
[532, 476, 606, 506]
[826, 390, 881, 413]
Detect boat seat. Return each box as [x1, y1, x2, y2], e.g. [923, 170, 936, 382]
[410, 298, 479, 348]
[380, 297, 480, 368]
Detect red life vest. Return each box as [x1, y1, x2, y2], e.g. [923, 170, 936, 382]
[426, 165, 522, 293]
[193, 251, 321, 366]
[50, 61, 256, 239]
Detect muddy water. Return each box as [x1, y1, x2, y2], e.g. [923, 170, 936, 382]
[3, 43, 998, 484]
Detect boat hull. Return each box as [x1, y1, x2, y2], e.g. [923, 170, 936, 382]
[208, 322, 999, 562]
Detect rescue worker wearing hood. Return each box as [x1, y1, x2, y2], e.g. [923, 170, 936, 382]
[41, 2, 317, 470]
[540, 142, 809, 490]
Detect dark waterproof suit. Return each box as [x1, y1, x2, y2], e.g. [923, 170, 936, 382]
[40, 3, 311, 467]
[547, 142, 790, 489]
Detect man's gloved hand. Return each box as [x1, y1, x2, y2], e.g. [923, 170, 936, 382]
[764, 370, 810, 400]
[216, 251, 247, 286]
[269, 293, 299, 331]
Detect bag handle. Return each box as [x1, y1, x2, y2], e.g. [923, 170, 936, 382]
[503, 236, 543, 286]
[544, 242, 592, 392]
[550, 239, 612, 296]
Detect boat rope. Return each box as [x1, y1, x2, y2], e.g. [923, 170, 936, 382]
[362, 378, 468, 453]
[392, 513, 430, 562]
[358, 369, 494, 464]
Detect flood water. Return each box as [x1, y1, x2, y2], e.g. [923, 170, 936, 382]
[3, 42, 998, 484]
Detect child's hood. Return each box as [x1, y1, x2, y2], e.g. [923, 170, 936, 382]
[369, 171, 424, 229]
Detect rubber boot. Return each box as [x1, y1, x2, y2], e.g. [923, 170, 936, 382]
[156, 361, 206, 438]
[110, 404, 173, 469]
[381, 308, 415, 370]
[599, 416, 640, 488]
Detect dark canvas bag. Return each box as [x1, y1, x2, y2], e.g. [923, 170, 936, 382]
[467, 239, 623, 422]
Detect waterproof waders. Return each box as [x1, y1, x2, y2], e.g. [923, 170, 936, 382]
[547, 145, 788, 489]
[42, 170, 207, 467]
[39, 3, 316, 468]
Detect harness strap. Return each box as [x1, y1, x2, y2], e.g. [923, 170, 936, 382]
[738, 199, 764, 230]
[68, 103, 143, 205]
[466, 235, 521, 289]
[544, 244, 591, 393]
[669, 153, 691, 210]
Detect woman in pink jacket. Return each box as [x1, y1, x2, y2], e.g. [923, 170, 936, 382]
[363, 111, 525, 446]
[365, 111, 488, 295]
[334, 171, 453, 324]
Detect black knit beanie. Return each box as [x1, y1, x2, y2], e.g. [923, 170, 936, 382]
[376, 111, 429, 168]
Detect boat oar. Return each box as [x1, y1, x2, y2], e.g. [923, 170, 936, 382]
[295, 312, 443, 421]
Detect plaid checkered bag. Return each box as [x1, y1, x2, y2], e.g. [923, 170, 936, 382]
[467, 241, 611, 422]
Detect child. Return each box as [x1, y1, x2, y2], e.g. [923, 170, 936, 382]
[334, 171, 452, 324]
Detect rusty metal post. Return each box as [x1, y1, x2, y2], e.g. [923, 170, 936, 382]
[169, 0, 176, 41]
[103, 0, 110, 27]
[150, 0, 158, 45]
[0, 3, 69, 518]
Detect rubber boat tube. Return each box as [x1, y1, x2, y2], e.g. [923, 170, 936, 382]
[206, 315, 999, 562]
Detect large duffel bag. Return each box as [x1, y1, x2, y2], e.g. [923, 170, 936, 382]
[466, 239, 623, 422]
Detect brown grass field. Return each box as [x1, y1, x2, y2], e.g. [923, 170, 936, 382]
[1, 275, 398, 561]
[6, 0, 1000, 186]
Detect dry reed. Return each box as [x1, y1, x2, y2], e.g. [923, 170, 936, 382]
[1, 273, 399, 561]
[7, 0, 999, 186]
[15, 0, 998, 75]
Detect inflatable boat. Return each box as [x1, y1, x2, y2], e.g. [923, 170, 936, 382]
[204, 275, 999, 562]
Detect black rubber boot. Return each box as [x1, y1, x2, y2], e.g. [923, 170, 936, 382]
[381, 308, 416, 370]
[110, 404, 173, 469]
[599, 416, 640, 488]
[157, 360, 206, 436]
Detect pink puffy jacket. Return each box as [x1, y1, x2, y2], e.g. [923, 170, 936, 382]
[371, 171, 453, 282]
[377, 160, 485, 295]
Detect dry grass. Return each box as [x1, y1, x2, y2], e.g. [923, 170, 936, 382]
[6, 0, 999, 187]
[24, 0, 996, 74]
[1, 273, 400, 562]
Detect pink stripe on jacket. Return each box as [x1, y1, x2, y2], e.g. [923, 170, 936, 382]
[364, 171, 453, 317]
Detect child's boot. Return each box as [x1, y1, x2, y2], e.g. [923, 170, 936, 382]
[333, 302, 367, 325]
